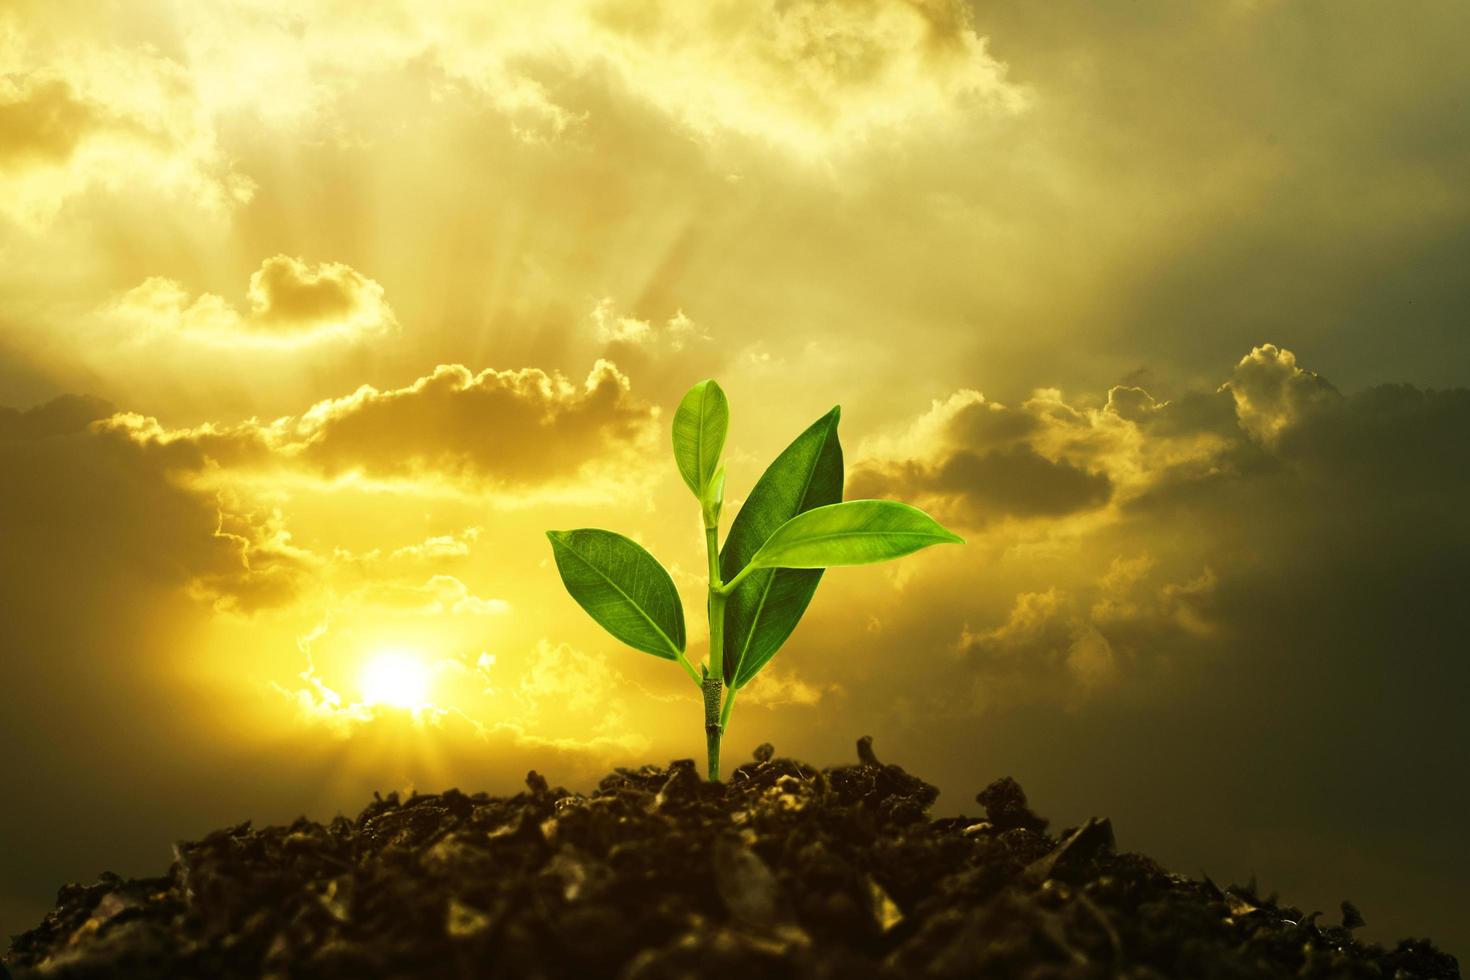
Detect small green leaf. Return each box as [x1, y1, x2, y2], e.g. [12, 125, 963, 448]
[546, 529, 686, 659]
[720, 407, 842, 688]
[672, 379, 729, 497]
[747, 500, 963, 570]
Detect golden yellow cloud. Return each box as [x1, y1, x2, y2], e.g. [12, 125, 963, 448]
[583, 0, 1026, 153]
[276, 359, 653, 487]
[33, 0, 1022, 161]
[0, 76, 104, 169]
[355, 575, 510, 618]
[0, 50, 250, 227]
[97, 357, 659, 510]
[590, 298, 701, 349]
[104, 255, 397, 348]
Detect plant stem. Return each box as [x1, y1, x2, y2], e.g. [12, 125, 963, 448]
[705, 525, 721, 592]
[704, 525, 726, 781]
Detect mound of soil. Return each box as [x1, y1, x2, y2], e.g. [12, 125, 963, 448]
[3, 738, 1460, 979]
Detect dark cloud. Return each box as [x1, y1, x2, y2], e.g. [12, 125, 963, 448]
[850, 386, 1115, 526]
[1126, 386, 1240, 439]
[944, 397, 1040, 449]
[0, 396, 282, 932]
[937, 446, 1111, 516]
[0, 392, 112, 439]
[0, 395, 304, 618]
[852, 444, 1112, 524]
[849, 0, 1470, 400]
[1, 398, 230, 582]
[781, 346, 1470, 949]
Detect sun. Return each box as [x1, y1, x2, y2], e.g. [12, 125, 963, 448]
[359, 651, 432, 709]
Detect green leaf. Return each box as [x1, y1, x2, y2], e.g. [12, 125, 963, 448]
[546, 529, 686, 659]
[747, 500, 964, 570]
[719, 407, 842, 688]
[672, 379, 729, 497]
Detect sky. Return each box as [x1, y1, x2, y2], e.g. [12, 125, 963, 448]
[2, 0, 1469, 956]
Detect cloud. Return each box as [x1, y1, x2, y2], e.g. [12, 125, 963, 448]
[190, 503, 316, 614]
[387, 529, 482, 562]
[246, 256, 392, 334]
[511, 640, 647, 752]
[0, 76, 106, 170]
[357, 575, 510, 618]
[104, 255, 397, 347]
[0, 358, 657, 749]
[60, 0, 1024, 161]
[850, 388, 1118, 527]
[0, 57, 251, 227]
[0, 392, 112, 440]
[582, 0, 1026, 153]
[769, 345, 1470, 946]
[0, 393, 296, 611]
[0, 356, 653, 681]
[1221, 343, 1341, 444]
[281, 359, 653, 488]
[945, 554, 1219, 709]
[820, 344, 1469, 727]
[4, 346, 1469, 950]
[591, 298, 702, 350]
[851, 343, 1371, 531]
[0, 380, 656, 934]
[0, 391, 324, 923]
[105, 359, 656, 492]
[323, 528, 484, 572]
[738, 666, 841, 709]
[2, 0, 1467, 946]
[236, 0, 1025, 154]
[856, 444, 1113, 523]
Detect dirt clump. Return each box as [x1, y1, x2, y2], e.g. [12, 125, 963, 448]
[3, 739, 1460, 979]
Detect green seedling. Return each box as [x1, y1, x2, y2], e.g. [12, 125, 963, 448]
[547, 380, 963, 780]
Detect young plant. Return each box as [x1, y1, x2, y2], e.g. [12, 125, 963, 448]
[546, 380, 963, 781]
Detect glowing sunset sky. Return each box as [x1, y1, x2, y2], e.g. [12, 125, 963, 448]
[2, 0, 1468, 954]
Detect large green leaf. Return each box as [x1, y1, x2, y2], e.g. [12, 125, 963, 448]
[546, 529, 686, 659]
[719, 407, 842, 688]
[672, 379, 729, 497]
[746, 500, 964, 570]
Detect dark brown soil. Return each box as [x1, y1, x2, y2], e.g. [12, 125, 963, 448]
[3, 739, 1460, 979]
